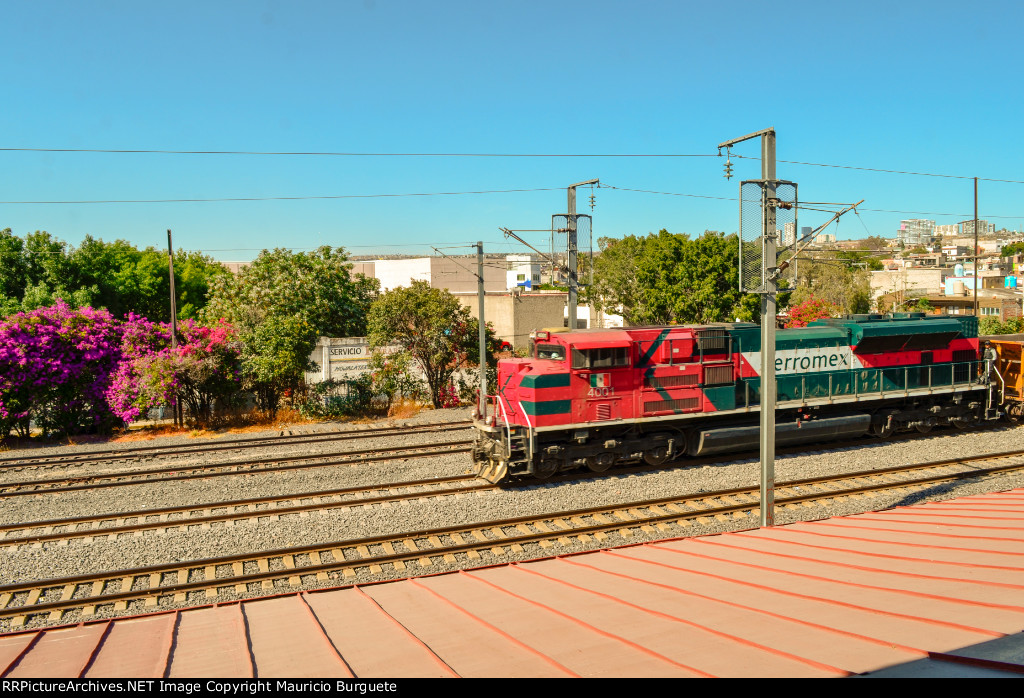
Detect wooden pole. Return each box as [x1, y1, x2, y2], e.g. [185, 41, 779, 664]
[167, 230, 182, 428]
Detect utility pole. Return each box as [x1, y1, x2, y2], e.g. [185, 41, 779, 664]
[567, 179, 599, 330]
[477, 241, 488, 422]
[760, 133, 778, 529]
[167, 230, 182, 428]
[718, 128, 779, 527]
[974, 177, 979, 317]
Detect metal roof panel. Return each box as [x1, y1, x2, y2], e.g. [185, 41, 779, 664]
[2, 489, 1023, 678]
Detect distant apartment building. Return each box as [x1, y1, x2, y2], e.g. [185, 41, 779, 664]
[934, 224, 959, 237]
[960, 219, 996, 236]
[897, 219, 935, 246]
[782, 222, 796, 247]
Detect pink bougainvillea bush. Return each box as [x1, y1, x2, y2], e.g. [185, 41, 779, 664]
[784, 296, 840, 329]
[1, 303, 246, 439]
[107, 317, 243, 427]
[0, 302, 125, 437]
[104, 313, 172, 424]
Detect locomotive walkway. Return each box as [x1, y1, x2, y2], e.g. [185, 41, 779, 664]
[2, 487, 1022, 677]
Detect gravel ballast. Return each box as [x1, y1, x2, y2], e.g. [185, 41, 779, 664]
[2, 408, 1023, 631]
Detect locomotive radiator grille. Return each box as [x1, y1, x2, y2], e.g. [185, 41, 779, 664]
[695, 329, 728, 352]
[644, 397, 700, 413]
[703, 364, 734, 386]
[645, 374, 698, 389]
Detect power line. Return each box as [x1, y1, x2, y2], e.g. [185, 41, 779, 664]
[606, 183, 1024, 220]
[0, 147, 718, 158]
[732, 153, 1024, 185]
[0, 187, 561, 205]
[599, 184, 734, 202]
[7, 144, 1024, 184]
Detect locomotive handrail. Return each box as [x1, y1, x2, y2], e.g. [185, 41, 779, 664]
[775, 360, 985, 406]
[989, 359, 1006, 405]
[518, 396, 535, 461]
[493, 393, 513, 449]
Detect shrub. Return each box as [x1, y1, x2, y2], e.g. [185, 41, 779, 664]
[0, 302, 124, 438]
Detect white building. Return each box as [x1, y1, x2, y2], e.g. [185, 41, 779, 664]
[505, 254, 543, 290]
[897, 219, 935, 246]
[370, 256, 507, 293]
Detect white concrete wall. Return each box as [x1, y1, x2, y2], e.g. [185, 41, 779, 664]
[305, 337, 403, 383]
[372, 258, 432, 292]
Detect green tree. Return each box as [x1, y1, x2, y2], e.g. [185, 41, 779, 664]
[980, 316, 1024, 336]
[366, 281, 486, 408]
[174, 250, 232, 320]
[0, 231, 228, 321]
[861, 235, 890, 252]
[837, 249, 884, 271]
[203, 246, 378, 416]
[587, 230, 753, 325]
[788, 253, 871, 315]
[583, 235, 644, 322]
[1000, 242, 1024, 257]
[0, 229, 28, 302]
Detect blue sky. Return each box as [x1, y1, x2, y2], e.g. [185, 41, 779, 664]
[2, 0, 1022, 261]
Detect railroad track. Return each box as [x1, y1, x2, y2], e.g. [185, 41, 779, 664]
[0, 474, 494, 548]
[4, 448, 1023, 629]
[0, 421, 473, 471]
[0, 439, 475, 496]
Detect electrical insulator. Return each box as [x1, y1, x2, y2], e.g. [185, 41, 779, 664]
[724, 158, 734, 180]
[588, 194, 596, 210]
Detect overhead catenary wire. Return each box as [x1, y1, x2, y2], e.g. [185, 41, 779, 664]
[730, 153, 1024, 185]
[6, 144, 1024, 184]
[0, 147, 719, 158]
[0, 187, 563, 205]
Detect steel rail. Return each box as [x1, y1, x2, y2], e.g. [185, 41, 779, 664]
[0, 440, 475, 496]
[0, 422, 473, 469]
[3, 450, 1023, 627]
[0, 474, 494, 547]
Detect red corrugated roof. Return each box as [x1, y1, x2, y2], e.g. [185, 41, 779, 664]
[2, 489, 1023, 678]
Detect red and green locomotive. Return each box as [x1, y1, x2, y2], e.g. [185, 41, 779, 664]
[472, 313, 995, 484]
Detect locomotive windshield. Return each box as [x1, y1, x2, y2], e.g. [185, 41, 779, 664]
[536, 343, 566, 361]
[571, 346, 630, 369]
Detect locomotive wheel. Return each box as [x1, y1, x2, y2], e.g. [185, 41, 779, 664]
[534, 458, 559, 479]
[871, 416, 895, 439]
[642, 446, 671, 466]
[952, 410, 978, 429]
[585, 453, 615, 473]
[915, 421, 933, 433]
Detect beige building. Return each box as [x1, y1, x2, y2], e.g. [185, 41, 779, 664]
[367, 256, 508, 293]
[870, 268, 949, 308]
[455, 291, 568, 351]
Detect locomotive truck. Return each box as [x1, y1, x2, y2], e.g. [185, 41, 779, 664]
[472, 313, 997, 484]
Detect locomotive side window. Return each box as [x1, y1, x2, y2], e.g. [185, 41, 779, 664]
[571, 347, 629, 369]
[536, 343, 566, 361]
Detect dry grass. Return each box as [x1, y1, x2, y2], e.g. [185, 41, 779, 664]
[108, 407, 319, 442]
[3, 401, 428, 451]
[388, 399, 422, 420]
